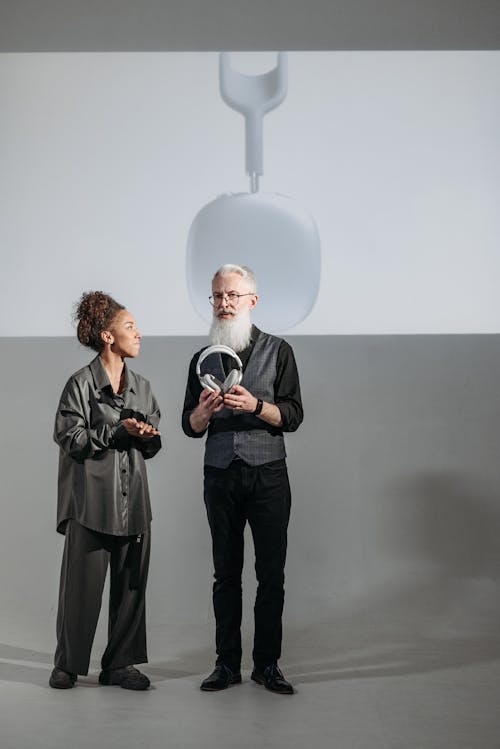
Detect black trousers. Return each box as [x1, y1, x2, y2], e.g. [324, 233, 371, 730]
[203, 458, 291, 671]
[54, 519, 150, 676]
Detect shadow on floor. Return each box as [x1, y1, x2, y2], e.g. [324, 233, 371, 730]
[3, 472, 500, 688]
[2, 598, 500, 689]
[0, 641, 214, 687]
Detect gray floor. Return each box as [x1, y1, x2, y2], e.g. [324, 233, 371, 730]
[2, 608, 500, 749]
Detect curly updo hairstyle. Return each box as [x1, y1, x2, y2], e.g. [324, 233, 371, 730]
[74, 291, 125, 352]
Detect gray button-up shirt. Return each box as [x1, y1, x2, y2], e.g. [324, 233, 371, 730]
[54, 355, 161, 536]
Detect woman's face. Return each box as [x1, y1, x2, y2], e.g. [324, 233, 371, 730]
[106, 309, 142, 358]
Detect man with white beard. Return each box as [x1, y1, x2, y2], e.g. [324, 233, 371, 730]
[182, 264, 303, 695]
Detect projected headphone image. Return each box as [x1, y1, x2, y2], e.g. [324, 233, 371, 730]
[187, 52, 321, 332]
[196, 344, 243, 394]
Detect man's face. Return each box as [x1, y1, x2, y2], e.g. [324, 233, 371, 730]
[211, 272, 257, 322]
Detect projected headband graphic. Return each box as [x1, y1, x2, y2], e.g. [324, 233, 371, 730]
[187, 52, 321, 331]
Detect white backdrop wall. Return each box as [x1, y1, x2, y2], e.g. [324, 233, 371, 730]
[1, 51, 499, 336]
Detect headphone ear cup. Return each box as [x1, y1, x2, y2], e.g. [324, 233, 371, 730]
[200, 374, 224, 392]
[223, 368, 242, 392]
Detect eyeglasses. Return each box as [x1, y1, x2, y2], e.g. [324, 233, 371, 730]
[209, 292, 254, 306]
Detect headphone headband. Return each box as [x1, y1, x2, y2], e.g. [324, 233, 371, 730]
[196, 344, 243, 375]
[196, 344, 244, 394]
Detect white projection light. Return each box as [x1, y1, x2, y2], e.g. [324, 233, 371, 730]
[187, 52, 321, 331]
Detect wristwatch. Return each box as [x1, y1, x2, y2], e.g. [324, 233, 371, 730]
[253, 398, 264, 415]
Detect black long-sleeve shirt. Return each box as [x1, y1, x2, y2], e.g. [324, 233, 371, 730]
[182, 326, 303, 439]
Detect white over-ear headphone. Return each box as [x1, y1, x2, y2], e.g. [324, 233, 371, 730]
[196, 344, 243, 394]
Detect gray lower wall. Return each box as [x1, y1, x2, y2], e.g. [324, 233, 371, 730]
[2, 335, 500, 667]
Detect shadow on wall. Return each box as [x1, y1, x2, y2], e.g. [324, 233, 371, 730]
[283, 470, 500, 684]
[384, 471, 500, 579]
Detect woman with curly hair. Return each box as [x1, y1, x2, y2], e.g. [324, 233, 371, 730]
[49, 291, 161, 691]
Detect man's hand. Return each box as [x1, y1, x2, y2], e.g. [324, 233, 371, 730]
[223, 384, 258, 413]
[189, 388, 224, 433]
[122, 417, 161, 439]
[224, 385, 284, 427]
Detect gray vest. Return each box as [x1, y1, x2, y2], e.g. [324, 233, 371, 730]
[204, 332, 286, 468]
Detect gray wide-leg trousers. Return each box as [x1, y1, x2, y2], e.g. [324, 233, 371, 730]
[54, 519, 150, 676]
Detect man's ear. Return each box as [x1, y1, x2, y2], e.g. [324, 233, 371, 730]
[249, 294, 259, 309]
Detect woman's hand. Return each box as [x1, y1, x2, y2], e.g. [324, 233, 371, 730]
[122, 417, 161, 439]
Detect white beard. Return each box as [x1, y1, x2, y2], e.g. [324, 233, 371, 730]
[209, 308, 253, 351]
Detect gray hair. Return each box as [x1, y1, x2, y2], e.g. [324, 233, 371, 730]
[212, 264, 257, 293]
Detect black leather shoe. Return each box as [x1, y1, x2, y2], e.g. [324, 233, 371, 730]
[99, 665, 150, 690]
[49, 667, 77, 689]
[200, 664, 242, 691]
[251, 662, 294, 695]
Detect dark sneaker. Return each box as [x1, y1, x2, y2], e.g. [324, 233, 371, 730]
[49, 667, 77, 689]
[99, 665, 150, 691]
[200, 664, 242, 691]
[251, 662, 294, 694]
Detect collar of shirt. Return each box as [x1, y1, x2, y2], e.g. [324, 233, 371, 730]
[89, 355, 137, 395]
